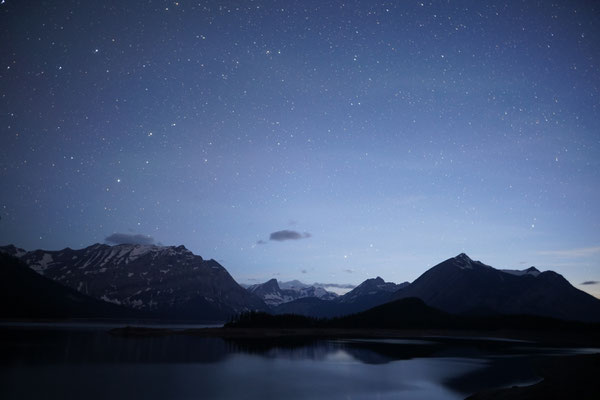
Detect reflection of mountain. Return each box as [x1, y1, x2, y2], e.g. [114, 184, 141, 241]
[393, 253, 600, 322]
[0, 327, 231, 364]
[341, 339, 443, 364]
[1, 243, 267, 320]
[445, 356, 538, 396]
[3, 325, 590, 400]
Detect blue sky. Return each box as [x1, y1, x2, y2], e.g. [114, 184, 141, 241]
[1, 0, 599, 297]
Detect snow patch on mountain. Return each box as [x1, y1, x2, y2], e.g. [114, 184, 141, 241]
[31, 253, 54, 273]
[3, 243, 267, 317]
[247, 279, 339, 307]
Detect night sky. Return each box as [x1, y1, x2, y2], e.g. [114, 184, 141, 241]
[1, 1, 599, 296]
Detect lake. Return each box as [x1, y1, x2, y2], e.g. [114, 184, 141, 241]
[0, 323, 596, 399]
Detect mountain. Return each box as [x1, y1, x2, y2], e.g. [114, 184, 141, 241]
[337, 277, 409, 304]
[0, 252, 143, 319]
[273, 277, 409, 318]
[247, 279, 337, 307]
[0, 243, 267, 320]
[393, 253, 600, 322]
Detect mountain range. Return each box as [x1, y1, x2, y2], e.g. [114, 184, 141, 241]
[0, 243, 267, 320]
[272, 277, 410, 318]
[1, 244, 599, 323]
[246, 278, 338, 307]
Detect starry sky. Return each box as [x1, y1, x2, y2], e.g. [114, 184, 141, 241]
[1, 0, 599, 297]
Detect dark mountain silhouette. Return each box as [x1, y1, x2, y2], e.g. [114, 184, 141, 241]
[0, 243, 267, 320]
[229, 296, 600, 335]
[393, 253, 600, 322]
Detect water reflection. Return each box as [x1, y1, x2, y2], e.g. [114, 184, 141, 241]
[0, 326, 596, 400]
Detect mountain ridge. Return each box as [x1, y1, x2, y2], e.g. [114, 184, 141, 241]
[0, 252, 145, 319]
[273, 276, 409, 318]
[3, 244, 599, 323]
[247, 278, 338, 307]
[0, 243, 267, 320]
[393, 253, 600, 322]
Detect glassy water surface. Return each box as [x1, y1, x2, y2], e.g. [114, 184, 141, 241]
[0, 324, 595, 400]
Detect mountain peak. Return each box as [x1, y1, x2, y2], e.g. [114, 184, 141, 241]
[258, 278, 280, 292]
[7, 242, 267, 319]
[526, 266, 540, 273]
[455, 253, 472, 261]
[356, 277, 385, 288]
[452, 253, 477, 269]
[0, 244, 27, 258]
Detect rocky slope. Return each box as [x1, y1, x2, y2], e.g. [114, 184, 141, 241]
[0, 252, 143, 319]
[247, 278, 338, 307]
[1, 243, 267, 320]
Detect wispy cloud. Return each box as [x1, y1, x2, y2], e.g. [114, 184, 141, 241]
[538, 246, 600, 258]
[581, 281, 599, 285]
[314, 283, 356, 289]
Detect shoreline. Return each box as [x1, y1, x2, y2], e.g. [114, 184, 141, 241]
[109, 325, 600, 348]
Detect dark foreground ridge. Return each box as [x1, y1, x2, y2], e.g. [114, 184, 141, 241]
[225, 297, 600, 339]
[109, 297, 600, 348]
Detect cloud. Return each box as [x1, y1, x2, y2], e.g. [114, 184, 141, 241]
[301, 269, 308, 274]
[314, 283, 356, 289]
[256, 239, 267, 245]
[538, 246, 600, 258]
[105, 233, 155, 245]
[269, 230, 312, 241]
[581, 281, 599, 285]
[343, 269, 354, 273]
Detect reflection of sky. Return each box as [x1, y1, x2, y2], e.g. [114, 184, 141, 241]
[0, 1, 599, 296]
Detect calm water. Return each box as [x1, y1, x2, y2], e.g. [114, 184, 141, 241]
[0, 323, 595, 400]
